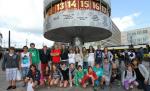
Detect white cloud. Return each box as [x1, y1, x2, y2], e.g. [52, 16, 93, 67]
[0, 28, 54, 48]
[112, 12, 141, 31]
[0, 0, 43, 30]
[0, 0, 54, 48]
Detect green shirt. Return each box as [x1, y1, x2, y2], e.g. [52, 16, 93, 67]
[29, 48, 40, 64]
[93, 66, 103, 77]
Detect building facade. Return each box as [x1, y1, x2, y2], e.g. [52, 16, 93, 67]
[121, 27, 150, 45]
[84, 21, 121, 48]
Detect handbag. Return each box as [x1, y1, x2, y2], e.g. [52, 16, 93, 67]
[27, 82, 34, 91]
[16, 69, 21, 81]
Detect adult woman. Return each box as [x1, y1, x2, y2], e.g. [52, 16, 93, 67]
[132, 58, 149, 91]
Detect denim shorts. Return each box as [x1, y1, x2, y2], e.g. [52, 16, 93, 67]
[21, 67, 29, 78]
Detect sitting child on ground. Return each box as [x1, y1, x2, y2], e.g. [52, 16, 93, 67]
[122, 64, 138, 90]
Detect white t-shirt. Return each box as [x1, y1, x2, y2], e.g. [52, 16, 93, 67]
[21, 52, 30, 67]
[68, 53, 75, 64]
[87, 53, 95, 62]
[75, 53, 82, 62]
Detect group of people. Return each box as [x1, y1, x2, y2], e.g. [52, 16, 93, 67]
[1, 43, 150, 91]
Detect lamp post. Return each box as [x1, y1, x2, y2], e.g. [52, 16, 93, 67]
[0, 33, 2, 47]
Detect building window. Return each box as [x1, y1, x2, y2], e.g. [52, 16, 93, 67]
[143, 30, 148, 34]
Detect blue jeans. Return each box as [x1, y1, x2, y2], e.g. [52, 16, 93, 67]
[83, 62, 88, 69]
[94, 77, 102, 86]
[21, 67, 29, 79]
[137, 80, 148, 91]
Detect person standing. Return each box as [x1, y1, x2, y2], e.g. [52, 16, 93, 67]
[20, 46, 32, 87]
[87, 46, 95, 67]
[82, 47, 88, 69]
[50, 43, 61, 65]
[101, 58, 112, 87]
[68, 48, 75, 65]
[95, 45, 103, 65]
[61, 44, 69, 65]
[102, 47, 113, 63]
[40, 46, 50, 76]
[28, 43, 40, 68]
[75, 46, 83, 68]
[2, 47, 19, 90]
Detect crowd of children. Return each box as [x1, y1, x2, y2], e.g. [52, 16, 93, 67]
[1, 43, 150, 91]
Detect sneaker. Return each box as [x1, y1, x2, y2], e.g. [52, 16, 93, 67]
[6, 86, 12, 90]
[93, 86, 97, 91]
[130, 85, 133, 89]
[100, 85, 104, 89]
[12, 86, 16, 89]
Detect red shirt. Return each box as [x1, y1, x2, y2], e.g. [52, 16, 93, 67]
[88, 71, 98, 80]
[51, 49, 61, 63]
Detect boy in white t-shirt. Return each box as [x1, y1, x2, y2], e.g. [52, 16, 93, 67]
[20, 46, 32, 87]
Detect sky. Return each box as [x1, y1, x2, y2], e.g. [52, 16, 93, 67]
[0, 0, 150, 48]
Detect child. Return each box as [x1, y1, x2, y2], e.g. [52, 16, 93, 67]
[40, 66, 51, 86]
[75, 46, 83, 67]
[20, 46, 32, 87]
[81, 66, 98, 88]
[50, 64, 63, 87]
[93, 63, 103, 87]
[101, 58, 112, 88]
[74, 65, 85, 87]
[69, 63, 76, 87]
[59, 63, 69, 87]
[122, 64, 138, 90]
[25, 64, 40, 91]
[68, 48, 75, 64]
[110, 62, 121, 87]
[2, 47, 19, 90]
[87, 46, 95, 67]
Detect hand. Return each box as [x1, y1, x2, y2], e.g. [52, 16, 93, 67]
[19, 67, 21, 70]
[129, 80, 132, 83]
[144, 80, 148, 85]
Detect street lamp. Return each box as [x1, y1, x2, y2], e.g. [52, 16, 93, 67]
[0, 33, 2, 47]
